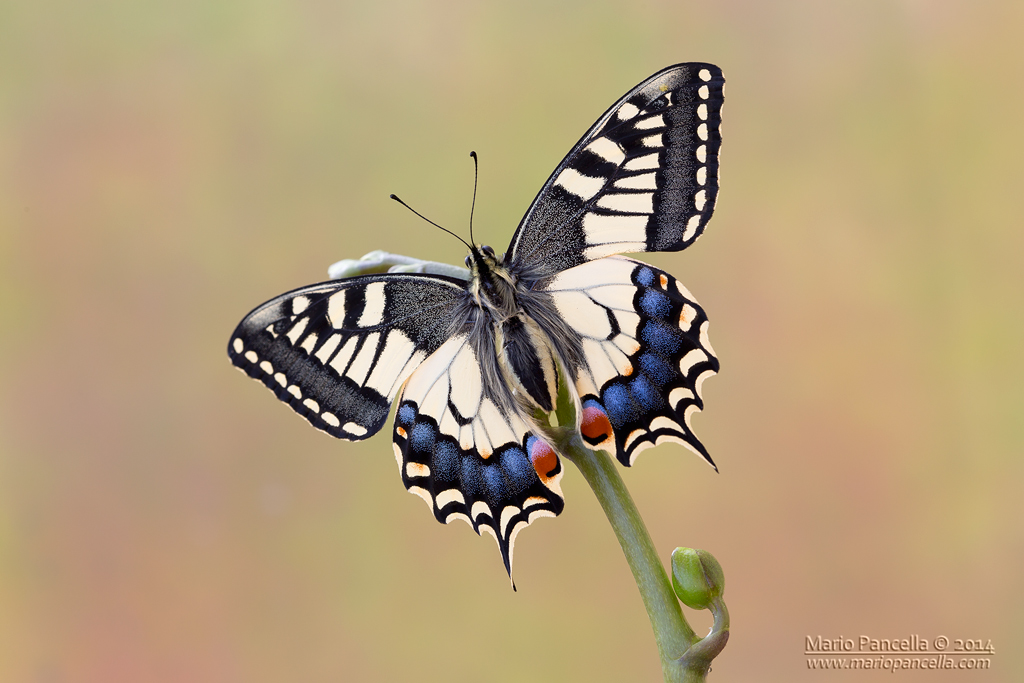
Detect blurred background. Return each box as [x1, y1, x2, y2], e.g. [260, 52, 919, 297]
[1, 1, 1022, 681]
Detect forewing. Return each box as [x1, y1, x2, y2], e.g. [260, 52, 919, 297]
[543, 257, 718, 467]
[228, 274, 465, 440]
[508, 63, 724, 278]
[392, 333, 565, 583]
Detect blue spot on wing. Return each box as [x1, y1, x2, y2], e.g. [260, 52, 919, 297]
[460, 456, 483, 500]
[639, 290, 672, 319]
[642, 319, 685, 356]
[603, 383, 638, 428]
[630, 374, 664, 411]
[397, 404, 417, 426]
[409, 422, 436, 453]
[432, 439, 461, 484]
[483, 465, 508, 506]
[635, 266, 656, 287]
[638, 352, 674, 387]
[499, 447, 534, 494]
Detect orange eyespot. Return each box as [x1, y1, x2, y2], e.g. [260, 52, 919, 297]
[581, 404, 612, 442]
[529, 440, 558, 480]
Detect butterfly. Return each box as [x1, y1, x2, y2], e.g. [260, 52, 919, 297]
[228, 63, 724, 583]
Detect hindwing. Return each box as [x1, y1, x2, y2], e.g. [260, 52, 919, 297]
[543, 256, 718, 467]
[229, 274, 465, 440]
[392, 333, 565, 582]
[508, 63, 725, 278]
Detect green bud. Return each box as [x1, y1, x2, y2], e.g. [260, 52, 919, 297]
[671, 547, 725, 610]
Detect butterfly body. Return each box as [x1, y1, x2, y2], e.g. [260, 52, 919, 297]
[229, 63, 725, 580]
[466, 245, 580, 417]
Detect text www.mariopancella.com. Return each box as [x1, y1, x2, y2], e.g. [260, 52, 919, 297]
[805, 635, 993, 672]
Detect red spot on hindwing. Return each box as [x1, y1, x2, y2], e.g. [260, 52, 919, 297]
[528, 439, 558, 480]
[581, 403, 613, 444]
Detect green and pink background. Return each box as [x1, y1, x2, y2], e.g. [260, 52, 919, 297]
[1, 1, 1021, 681]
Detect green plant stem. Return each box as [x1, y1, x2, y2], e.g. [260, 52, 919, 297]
[560, 436, 710, 683]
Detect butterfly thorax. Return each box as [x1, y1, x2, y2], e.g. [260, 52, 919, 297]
[467, 247, 519, 322]
[468, 247, 561, 414]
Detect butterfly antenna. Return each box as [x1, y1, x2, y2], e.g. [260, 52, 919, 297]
[469, 151, 479, 247]
[389, 194, 472, 251]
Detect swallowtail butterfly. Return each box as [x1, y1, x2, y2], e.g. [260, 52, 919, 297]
[229, 63, 724, 582]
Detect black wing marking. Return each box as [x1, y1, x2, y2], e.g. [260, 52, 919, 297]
[392, 333, 564, 584]
[508, 63, 725, 278]
[542, 257, 718, 467]
[228, 274, 466, 440]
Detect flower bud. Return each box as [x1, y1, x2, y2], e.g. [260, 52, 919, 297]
[671, 547, 725, 610]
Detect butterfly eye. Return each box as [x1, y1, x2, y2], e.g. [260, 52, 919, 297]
[464, 255, 473, 268]
[482, 245, 495, 258]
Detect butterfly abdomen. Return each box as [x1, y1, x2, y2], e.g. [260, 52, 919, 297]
[467, 248, 564, 418]
[494, 314, 560, 413]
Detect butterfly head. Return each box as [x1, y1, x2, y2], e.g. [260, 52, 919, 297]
[465, 244, 517, 315]
[463, 243, 502, 273]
